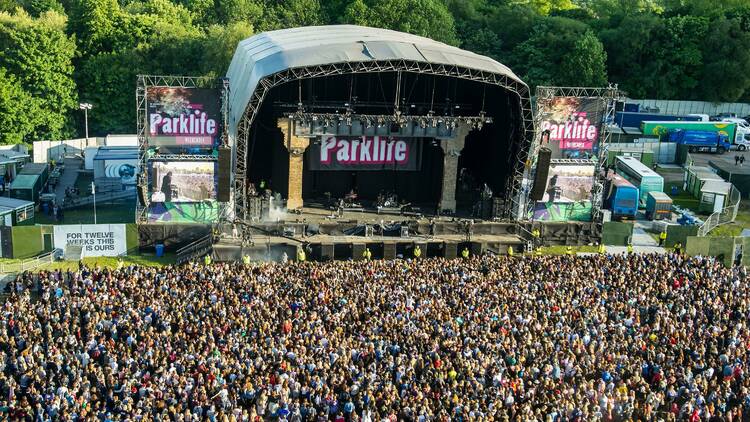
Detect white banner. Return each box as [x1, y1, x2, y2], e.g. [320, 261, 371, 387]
[53, 224, 127, 257]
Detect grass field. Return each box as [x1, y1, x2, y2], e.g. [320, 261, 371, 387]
[37, 253, 176, 271]
[536, 245, 599, 255]
[708, 200, 750, 237]
[655, 166, 750, 237]
[663, 180, 703, 214]
[35, 200, 136, 225]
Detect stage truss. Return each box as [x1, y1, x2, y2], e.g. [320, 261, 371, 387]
[525, 85, 622, 223]
[135, 75, 232, 224]
[233, 60, 535, 222]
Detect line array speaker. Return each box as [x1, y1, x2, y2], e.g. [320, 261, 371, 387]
[137, 184, 148, 207]
[217, 147, 232, 202]
[529, 147, 552, 201]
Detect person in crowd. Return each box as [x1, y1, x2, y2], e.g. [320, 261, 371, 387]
[161, 171, 173, 202]
[0, 253, 748, 421]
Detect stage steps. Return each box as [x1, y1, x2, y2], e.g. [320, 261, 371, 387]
[176, 235, 213, 265]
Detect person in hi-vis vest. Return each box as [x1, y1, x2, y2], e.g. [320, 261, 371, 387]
[413, 245, 422, 259]
[461, 247, 470, 259]
[363, 247, 372, 261]
[297, 248, 306, 262]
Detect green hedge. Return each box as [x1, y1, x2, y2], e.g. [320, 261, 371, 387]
[11, 226, 44, 259]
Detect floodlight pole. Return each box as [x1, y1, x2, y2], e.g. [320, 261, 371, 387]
[91, 181, 97, 224]
[79, 103, 93, 144]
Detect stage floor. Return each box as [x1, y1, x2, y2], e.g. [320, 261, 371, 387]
[258, 204, 489, 226]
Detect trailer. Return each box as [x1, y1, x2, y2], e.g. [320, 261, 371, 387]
[668, 129, 731, 154]
[642, 121, 739, 144]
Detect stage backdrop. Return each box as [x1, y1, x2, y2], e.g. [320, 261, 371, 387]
[54, 224, 127, 257]
[146, 87, 220, 148]
[307, 136, 422, 171]
[539, 96, 607, 160]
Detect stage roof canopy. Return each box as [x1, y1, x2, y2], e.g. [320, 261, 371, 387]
[225, 25, 526, 136]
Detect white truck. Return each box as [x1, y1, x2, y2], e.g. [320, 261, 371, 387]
[722, 118, 750, 150]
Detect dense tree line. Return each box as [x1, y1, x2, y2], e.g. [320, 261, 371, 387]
[1, 0, 749, 144]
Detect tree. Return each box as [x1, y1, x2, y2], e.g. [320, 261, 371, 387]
[598, 13, 662, 98]
[698, 16, 750, 102]
[0, 0, 18, 13]
[559, 30, 607, 86]
[447, 0, 503, 58]
[260, 0, 325, 31]
[341, 0, 459, 45]
[0, 67, 40, 144]
[214, 0, 263, 26]
[511, 17, 607, 88]
[24, 0, 65, 16]
[513, 0, 575, 16]
[0, 10, 77, 140]
[75, 50, 144, 135]
[200, 21, 254, 77]
[484, 4, 538, 58]
[68, 0, 121, 56]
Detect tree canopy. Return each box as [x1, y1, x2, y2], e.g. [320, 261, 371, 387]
[1, 0, 750, 144]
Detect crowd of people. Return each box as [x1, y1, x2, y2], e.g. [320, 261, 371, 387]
[0, 253, 748, 421]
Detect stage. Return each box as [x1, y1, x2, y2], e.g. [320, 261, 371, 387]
[212, 225, 526, 262]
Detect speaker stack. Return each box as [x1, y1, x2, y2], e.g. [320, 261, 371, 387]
[529, 147, 552, 201]
[217, 147, 232, 202]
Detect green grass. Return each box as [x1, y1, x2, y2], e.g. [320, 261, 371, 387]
[37, 253, 175, 272]
[537, 245, 599, 255]
[35, 200, 135, 224]
[663, 180, 705, 214]
[707, 199, 750, 237]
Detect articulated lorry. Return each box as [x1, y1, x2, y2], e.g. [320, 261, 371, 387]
[642, 121, 750, 150]
[667, 129, 731, 154]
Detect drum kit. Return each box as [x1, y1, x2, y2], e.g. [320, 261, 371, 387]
[376, 190, 399, 208]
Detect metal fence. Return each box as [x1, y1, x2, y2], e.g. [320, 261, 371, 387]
[631, 99, 750, 117]
[176, 235, 213, 265]
[697, 185, 742, 236]
[0, 249, 60, 274]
